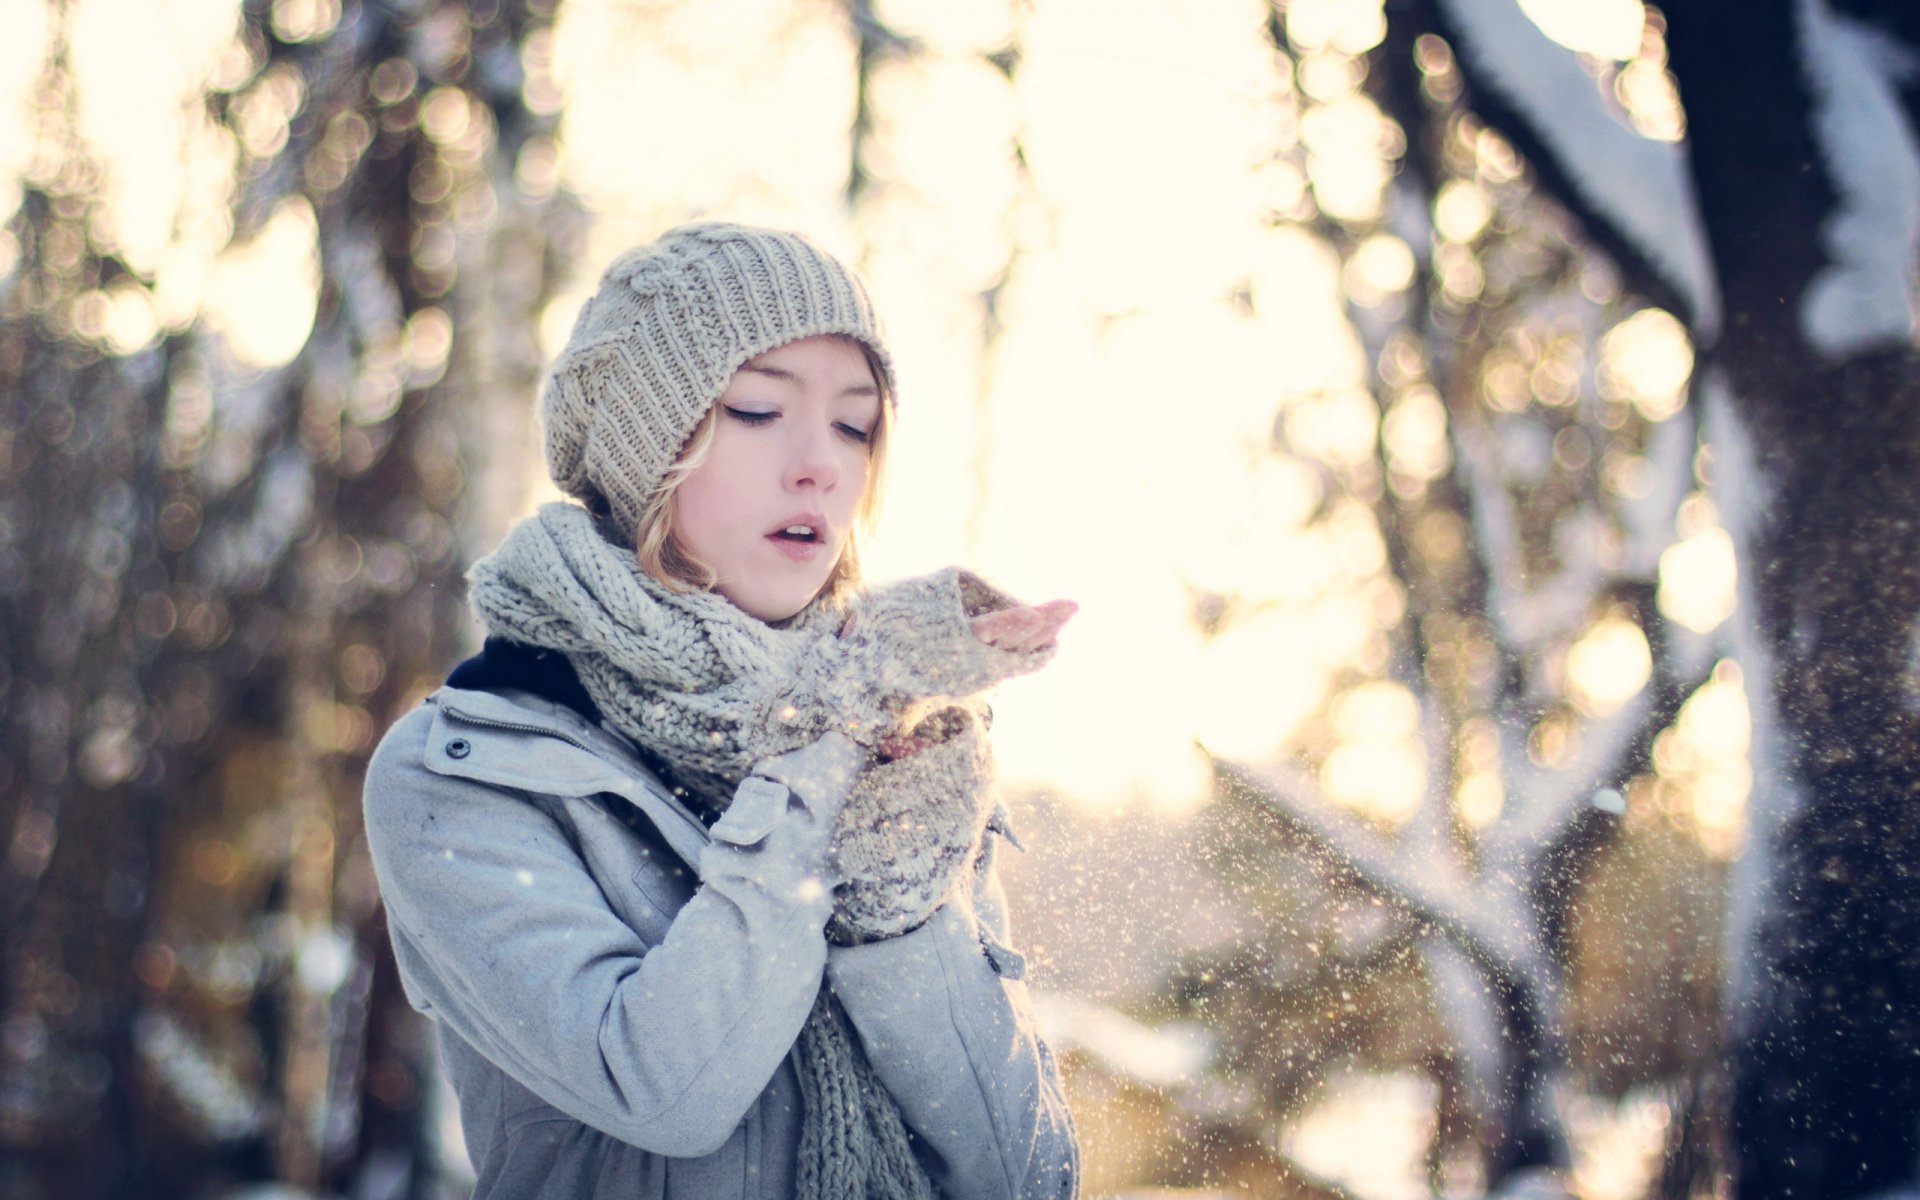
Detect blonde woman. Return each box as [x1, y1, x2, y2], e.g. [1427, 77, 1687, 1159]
[363, 222, 1080, 1199]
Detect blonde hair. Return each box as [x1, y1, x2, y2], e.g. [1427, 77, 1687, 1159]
[633, 338, 891, 610]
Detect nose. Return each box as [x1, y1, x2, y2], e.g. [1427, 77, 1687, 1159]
[782, 420, 840, 493]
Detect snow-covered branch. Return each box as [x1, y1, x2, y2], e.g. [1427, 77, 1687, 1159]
[1795, 0, 1920, 355]
[1453, 418, 1527, 653]
[1434, 0, 1720, 337]
[1211, 756, 1550, 986]
[1616, 407, 1697, 578]
[1482, 687, 1645, 871]
[1399, 699, 1474, 891]
[1452, 419, 1608, 666]
[1699, 372, 1801, 1026]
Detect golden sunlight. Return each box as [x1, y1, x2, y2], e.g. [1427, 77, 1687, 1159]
[1455, 716, 1504, 827]
[1018, 0, 1272, 310]
[0, 0, 48, 220]
[1347, 232, 1416, 303]
[1517, 0, 1645, 61]
[1381, 385, 1451, 482]
[550, 0, 860, 258]
[68, 0, 242, 275]
[1566, 611, 1651, 715]
[203, 196, 320, 368]
[1658, 526, 1737, 633]
[1283, 0, 1386, 56]
[1323, 681, 1426, 822]
[0, 0, 1612, 821]
[1433, 179, 1492, 243]
[1324, 739, 1426, 822]
[1599, 307, 1693, 422]
[1192, 613, 1335, 761]
[1301, 90, 1392, 222]
[1656, 661, 1751, 857]
[1457, 772, 1504, 828]
[1283, 1072, 1435, 1200]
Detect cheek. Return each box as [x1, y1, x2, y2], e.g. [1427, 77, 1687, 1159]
[670, 468, 742, 550]
[837, 448, 874, 513]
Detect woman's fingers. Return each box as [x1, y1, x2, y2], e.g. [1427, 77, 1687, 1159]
[1034, 598, 1078, 625]
[968, 608, 1029, 648]
[971, 599, 1078, 652]
[1024, 599, 1078, 649]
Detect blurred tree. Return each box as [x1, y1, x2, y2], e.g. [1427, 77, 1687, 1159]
[0, 0, 575, 1195]
[1188, 0, 1920, 1197]
[1656, 5, 1920, 1198]
[1177, 2, 1715, 1193]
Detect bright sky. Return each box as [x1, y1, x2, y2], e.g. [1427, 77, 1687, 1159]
[2, 0, 1744, 827]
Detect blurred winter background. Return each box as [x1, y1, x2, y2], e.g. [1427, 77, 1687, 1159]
[7, 0, 1920, 1197]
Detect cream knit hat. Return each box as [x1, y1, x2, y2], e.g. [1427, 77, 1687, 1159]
[541, 222, 897, 546]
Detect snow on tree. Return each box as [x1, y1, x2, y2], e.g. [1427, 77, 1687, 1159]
[1419, 2, 1920, 1195]
[1191, 1, 1920, 1197]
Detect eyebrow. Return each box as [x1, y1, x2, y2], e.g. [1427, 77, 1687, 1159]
[737, 363, 880, 397]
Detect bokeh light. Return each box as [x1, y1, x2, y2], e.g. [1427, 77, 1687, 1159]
[1567, 610, 1652, 715]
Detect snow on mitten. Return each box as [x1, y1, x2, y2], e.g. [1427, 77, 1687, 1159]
[826, 705, 996, 943]
[812, 568, 1053, 734]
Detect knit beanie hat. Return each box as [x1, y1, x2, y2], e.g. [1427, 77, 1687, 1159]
[541, 222, 897, 547]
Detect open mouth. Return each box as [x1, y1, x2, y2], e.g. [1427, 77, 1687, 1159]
[768, 524, 821, 544]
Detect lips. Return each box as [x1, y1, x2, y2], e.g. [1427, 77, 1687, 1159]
[765, 512, 830, 561]
[766, 513, 828, 544]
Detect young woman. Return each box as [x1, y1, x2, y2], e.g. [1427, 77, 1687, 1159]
[363, 222, 1081, 1199]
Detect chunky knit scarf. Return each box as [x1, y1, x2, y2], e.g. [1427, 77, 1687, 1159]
[467, 502, 1046, 1199]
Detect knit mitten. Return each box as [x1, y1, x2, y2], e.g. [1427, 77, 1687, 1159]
[826, 704, 996, 943]
[790, 567, 1052, 751]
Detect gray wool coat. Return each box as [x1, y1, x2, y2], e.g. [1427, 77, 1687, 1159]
[363, 682, 1080, 1199]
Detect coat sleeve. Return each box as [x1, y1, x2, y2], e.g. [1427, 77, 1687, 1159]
[363, 704, 836, 1157]
[825, 834, 1081, 1200]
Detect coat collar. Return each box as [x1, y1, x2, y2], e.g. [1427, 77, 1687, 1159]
[425, 684, 714, 871]
[446, 637, 604, 723]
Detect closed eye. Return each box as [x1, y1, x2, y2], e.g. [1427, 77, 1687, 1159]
[835, 422, 873, 444]
[722, 405, 776, 426]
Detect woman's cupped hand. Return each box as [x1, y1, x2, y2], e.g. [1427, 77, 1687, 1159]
[969, 598, 1077, 653]
[872, 598, 1077, 761]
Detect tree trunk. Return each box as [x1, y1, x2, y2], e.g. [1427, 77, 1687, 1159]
[1666, 3, 1920, 1197]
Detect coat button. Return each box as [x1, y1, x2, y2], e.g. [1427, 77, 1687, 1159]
[445, 738, 471, 759]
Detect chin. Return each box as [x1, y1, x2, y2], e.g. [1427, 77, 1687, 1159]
[726, 584, 824, 624]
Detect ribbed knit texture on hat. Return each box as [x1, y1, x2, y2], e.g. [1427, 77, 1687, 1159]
[542, 222, 896, 547]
